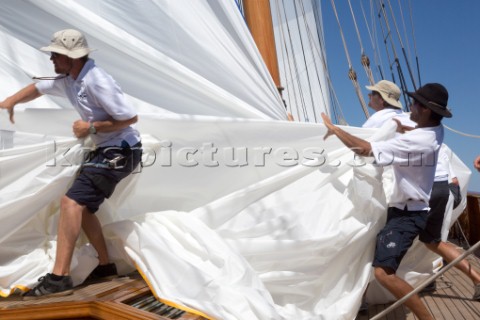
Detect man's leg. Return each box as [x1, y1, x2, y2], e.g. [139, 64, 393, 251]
[81, 208, 109, 265]
[52, 195, 84, 276]
[374, 266, 434, 320]
[23, 195, 80, 299]
[425, 241, 480, 285]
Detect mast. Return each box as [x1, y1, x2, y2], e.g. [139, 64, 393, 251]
[242, 0, 282, 93]
[243, 0, 293, 120]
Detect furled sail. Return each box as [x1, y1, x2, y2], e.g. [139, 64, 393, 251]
[0, 1, 471, 320]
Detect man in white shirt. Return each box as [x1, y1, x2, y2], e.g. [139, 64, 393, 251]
[0, 29, 141, 299]
[322, 83, 450, 320]
[363, 79, 403, 127]
[363, 80, 415, 128]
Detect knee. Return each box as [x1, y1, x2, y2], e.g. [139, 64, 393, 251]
[60, 195, 81, 213]
[374, 266, 394, 285]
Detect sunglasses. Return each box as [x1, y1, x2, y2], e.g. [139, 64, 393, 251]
[50, 52, 63, 58]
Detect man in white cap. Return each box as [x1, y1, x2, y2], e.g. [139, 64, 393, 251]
[0, 29, 142, 298]
[321, 83, 450, 320]
[363, 79, 415, 128]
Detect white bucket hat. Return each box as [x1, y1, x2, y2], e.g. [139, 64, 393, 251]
[40, 29, 94, 59]
[365, 80, 403, 109]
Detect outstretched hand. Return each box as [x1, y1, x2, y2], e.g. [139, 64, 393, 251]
[321, 112, 336, 140]
[392, 118, 414, 134]
[0, 99, 15, 123]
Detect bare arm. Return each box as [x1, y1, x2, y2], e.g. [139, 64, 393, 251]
[73, 115, 138, 138]
[0, 84, 42, 123]
[321, 112, 372, 156]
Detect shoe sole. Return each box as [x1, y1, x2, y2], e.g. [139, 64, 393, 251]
[22, 289, 74, 300]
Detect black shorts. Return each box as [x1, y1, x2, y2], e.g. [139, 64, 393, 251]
[66, 142, 142, 213]
[419, 180, 449, 243]
[372, 207, 430, 272]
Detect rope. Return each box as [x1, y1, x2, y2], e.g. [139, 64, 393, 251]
[330, 0, 369, 119]
[445, 124, 480, 139]
[360, 0, 385, 81]
[370, 239, 480, 320]
[348, 68, 370, 118]
[347, 0, 376, 85]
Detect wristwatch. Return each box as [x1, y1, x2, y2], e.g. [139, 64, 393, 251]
[89, 122, 97, 134]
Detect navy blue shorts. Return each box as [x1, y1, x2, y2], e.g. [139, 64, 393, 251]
[372, 207, 430, 272]
[66, 142, 142, 213]
[419, 180, 449, 243]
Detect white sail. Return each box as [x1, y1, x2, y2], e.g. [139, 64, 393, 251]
[0, 1, 471, 320]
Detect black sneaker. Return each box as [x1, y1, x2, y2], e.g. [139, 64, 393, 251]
[84, 263, 118, 283]
[23, 273, 73, 300]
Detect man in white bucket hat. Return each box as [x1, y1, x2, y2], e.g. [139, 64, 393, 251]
[363, 79, 414, 128]
[0, 29, 142, 298]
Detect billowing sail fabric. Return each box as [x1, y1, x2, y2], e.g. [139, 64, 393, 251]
[0, 1, 471, 320]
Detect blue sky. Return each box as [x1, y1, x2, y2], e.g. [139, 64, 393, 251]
[320, 0, 480, 192]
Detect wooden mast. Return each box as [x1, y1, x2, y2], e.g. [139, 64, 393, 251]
[242, 0, 281, 92]
[242, 0, 292, 120]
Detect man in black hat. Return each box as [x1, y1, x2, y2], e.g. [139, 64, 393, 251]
[322, 83, 450, 320]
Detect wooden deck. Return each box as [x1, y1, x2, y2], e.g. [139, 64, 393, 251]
[0, 272, 207, 320]
[357, 247, 480, 320]
[2, 255, 480, 319]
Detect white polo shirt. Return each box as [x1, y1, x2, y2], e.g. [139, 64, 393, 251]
[371, 125, 444, 211]
[362, 108, 405, 128]
[36, 59, 140, 147]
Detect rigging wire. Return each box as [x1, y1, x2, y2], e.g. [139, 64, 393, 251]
[347, 0, 375, 86]
[299, 0, 330, 121]
[374, 1, 395, 82]
[385, 0, 417, 90]
[408, 0, 422, 87]
[330, 0, 369, 119]
[277, 0, 310, 122]
[376, 0, 410, 111]
[273, 0, 300, 121]
[312, 0, 347, 124]
[361, 0, 385, 80]
[397, 0, 412, 66]
[292, 0, 318, 122]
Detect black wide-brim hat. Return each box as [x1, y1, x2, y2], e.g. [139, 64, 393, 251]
[406, 83, 452, 118]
